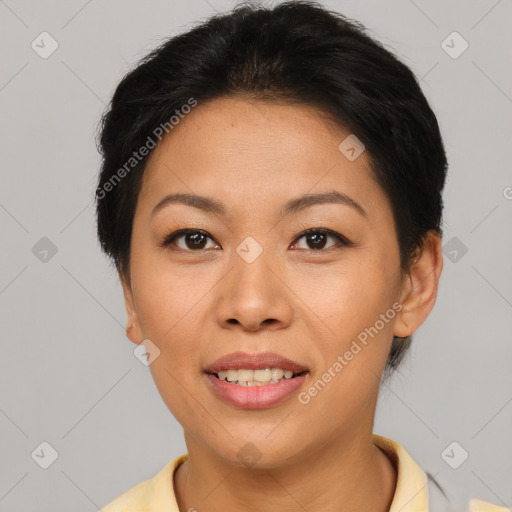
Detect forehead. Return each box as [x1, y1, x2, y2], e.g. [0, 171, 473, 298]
[137, 97, 389, 223]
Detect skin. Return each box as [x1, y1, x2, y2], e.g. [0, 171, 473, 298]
[120, 96, 443, 512]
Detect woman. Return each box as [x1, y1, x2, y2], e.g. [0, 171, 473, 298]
[95, 2, 506, 510]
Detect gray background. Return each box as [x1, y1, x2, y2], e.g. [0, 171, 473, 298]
[1, 0, 511, 510]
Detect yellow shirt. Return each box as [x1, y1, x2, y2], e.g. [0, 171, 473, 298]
[100, 433, 508, 512]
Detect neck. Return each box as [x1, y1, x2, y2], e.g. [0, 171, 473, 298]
[174, 429, 397, 512]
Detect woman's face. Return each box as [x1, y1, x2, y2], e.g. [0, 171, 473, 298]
[123, 96, 410, 466]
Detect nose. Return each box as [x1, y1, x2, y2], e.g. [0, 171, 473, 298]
[215, 246, 294, 332]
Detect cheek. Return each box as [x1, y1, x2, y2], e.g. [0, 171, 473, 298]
[305, 252, 398, 341]
[299, 249, 399, 409]
[131, 243, 209, 342]
[297, 261, 397, 422]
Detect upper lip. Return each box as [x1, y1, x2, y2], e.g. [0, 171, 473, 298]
[204, 351, 309, 374]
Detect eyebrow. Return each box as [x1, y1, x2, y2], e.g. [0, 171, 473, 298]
[151, 190, 367, 219]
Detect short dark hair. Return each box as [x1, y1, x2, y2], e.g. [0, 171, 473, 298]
[95, 0, 448, 377]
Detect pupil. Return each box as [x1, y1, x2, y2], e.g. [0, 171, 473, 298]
[308, 232, 326, 249]
[187, 232, 206, 249]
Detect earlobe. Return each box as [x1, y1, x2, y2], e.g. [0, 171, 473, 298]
[120, 273, 144, 345]
[394, 230, 444, 338]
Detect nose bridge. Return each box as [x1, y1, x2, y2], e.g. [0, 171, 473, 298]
[235, 235, 267, 267]
[230, 234, 276, 300]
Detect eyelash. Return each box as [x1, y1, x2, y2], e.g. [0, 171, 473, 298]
[158, 227, 353, 252]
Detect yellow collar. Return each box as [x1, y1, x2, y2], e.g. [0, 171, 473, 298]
[372, 433, 429, 512]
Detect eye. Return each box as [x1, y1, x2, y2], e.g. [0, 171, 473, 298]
[290, 228, 352, 251]
[159, 227, 352, 252]
[159, 229, 219, 251]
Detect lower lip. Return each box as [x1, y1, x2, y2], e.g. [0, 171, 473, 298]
[205, 373, 307, 409]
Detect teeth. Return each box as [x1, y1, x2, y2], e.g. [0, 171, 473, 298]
[270, 368, 284, 380]
[226, 370, 238, 382]
[215, 368, 301, 386]
[237, 369, 253, 382]
[254, 369, 271, 382]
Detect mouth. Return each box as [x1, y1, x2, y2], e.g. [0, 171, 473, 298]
[203, 351, 309, 396]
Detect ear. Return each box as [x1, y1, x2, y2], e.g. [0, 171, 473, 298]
[120, 272, 144, 345]
[394, 230, 444, 338]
